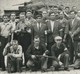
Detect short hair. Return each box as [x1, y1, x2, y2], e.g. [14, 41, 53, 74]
[42, 11, 48, 14]
[50, 12, 55, 16]
[19, 12, 25, 16]
[34, 35, 39, 40]
[72, 6, 76, 8]
[10, 12, 16, 16]
[60, 4, 64, 7]
[77, 11, 80, 13]
[34, 35, 40, 42]
[36, 14, 42, 19]
[54, 6, 58, 8]
[65, 6, 70, 9]
[54, 36, 62, 42]
[26, 9, 32, 13]
[2, 14, 8, 18]
[70, 11, 77, 14]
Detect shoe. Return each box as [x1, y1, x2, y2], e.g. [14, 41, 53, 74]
[50, 66, 55, 71]
[55, 68, 59, 71]
[1, 68, 6, 71]
[26, 68, 30, 71]
[64, 67, 70, 71]
[41, 69, 47, 72]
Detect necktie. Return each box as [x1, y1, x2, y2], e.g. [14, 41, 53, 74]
[38, 23, 41, 30]
[51, 21, 54, 32]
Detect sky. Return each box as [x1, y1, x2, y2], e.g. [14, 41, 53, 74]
[0, 0, 31, 10]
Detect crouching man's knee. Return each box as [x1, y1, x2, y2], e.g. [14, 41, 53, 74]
[41, 58, 48, 70]
[16, 58, 22, 61]
[64, 54, 69, 58]
[26, 60, 34, 68]
[52, 61, 59, 67]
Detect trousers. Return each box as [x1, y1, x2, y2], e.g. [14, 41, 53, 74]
[27, 57, 48, 70]
[7, 56, 22, 73]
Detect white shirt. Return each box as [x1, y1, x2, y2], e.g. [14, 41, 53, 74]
[9, 20, 16, 31]
[37, 23, 41, 30]
[0, 22, 13, 38]
[10, 45, 22, 54]
[72, 19, 75, 26]
[50, 21, 54, 32]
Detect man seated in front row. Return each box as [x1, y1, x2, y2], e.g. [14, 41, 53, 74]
[26, 36, 48, 72]
[3, 40, 23, 73]
[51, 36, 69, 71]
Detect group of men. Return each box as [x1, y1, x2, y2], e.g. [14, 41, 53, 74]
[0, 5, 80, 73]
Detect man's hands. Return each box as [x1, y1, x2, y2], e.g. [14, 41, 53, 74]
[58, 54, 61, 61]
[7, 53, 13, 57]
[7, 53, 16, 57]
[31, 55, 36, 59]
[45, 30, 47, 35]
[45, 43, 47, 46]
[78, 53, 80, 57]
[43, 53, 48, 57]
[27, 29, 31, 33]
[15, 30, 21, 33]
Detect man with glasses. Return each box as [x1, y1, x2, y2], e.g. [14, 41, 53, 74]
[51, 36, 69, 71]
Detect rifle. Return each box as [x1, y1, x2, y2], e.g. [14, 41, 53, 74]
[69, 32, 74, 43]
[45, 30, 48, 47]
[35, 55, 59, 63]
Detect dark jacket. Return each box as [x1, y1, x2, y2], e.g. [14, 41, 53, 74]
[32, 22, 47, 44]
[46, 20, 61, 43]
[51, 43, 67, 58]
[26, 44, 47, 59]
[65, 18, 80, 40]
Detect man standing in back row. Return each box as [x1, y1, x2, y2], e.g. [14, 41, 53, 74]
[65, 11, 80, 64]
[32, 14, 47, 46]
[0, 15, 15, 71]
[47, 12, 61, 51]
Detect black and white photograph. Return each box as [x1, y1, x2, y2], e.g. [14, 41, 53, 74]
[0, 0, 80, 74]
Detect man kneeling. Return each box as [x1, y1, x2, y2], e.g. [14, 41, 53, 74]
[51, 36, 69, 71]
[3, 40, 23, 73]
[26, 36, 48, 72]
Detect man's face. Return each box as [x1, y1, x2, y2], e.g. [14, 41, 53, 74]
[60, 5, 64, 10]
[19, 14, 25, 20]
[59, 12, 64, 19]
[55, 39, 62, 44]
[53, 8, 58, 13]
[3, 16, 8, 22]
[72, 6, 77, 11]
[34, 41, 39, 46]
[50, 13, 55, 20]
[65, 8, 70, 13]
[26, 12, 32, 18]
[10, 14, 16, 21]
[77, 12, 80, 17]
[36, 17, 42, 23]
[70, 12, 75, 19]
[12, 42, 18, 49]
[34, 38, 40, 47]
[42, 11, 49, 18]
